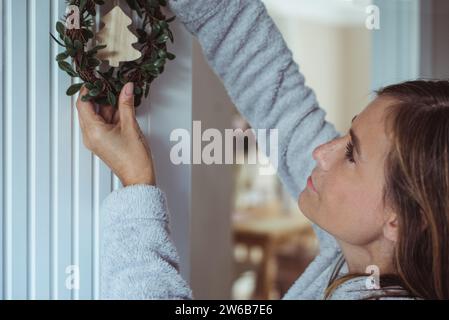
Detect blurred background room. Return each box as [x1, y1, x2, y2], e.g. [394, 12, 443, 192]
[190, 0, 448, 300]
[229, 0, 373, 300]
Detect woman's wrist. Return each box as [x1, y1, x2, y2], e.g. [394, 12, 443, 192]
[122, 178, 156, 188]
[121, 169, 156, 187]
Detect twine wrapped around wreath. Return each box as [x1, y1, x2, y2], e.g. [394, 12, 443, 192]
[52, 0, 176, 108]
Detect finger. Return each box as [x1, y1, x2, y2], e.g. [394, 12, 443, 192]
[118, 82, 136, 125]
[99, 104, 115, 124]
[76, 86, 106, 126]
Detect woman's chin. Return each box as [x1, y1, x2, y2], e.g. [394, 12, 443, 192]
[298, 191, 311, 216]
[299, 190, 320, 223]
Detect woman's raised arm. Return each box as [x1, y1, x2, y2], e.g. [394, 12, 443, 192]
[169, 0, 341, 198]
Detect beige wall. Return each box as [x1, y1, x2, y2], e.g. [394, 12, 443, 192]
[266, 4, 372, 133]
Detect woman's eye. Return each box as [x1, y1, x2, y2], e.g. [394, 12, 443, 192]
[345, 141, 355, 163]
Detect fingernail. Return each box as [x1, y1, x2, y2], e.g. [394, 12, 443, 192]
[125, 83, 134, 97]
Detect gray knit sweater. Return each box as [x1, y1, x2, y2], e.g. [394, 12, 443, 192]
[100, 0, 384, 300]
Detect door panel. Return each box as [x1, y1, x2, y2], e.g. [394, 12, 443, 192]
[1, 0, 193, 300]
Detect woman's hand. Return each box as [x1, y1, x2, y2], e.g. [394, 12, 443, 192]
[76, 82, 156, 187]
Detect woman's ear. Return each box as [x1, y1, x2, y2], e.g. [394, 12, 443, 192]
[383, 209, 398, 243]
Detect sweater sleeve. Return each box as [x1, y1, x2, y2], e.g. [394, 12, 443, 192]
[168, 0, 341, 247]
[100, 185, 193, 300]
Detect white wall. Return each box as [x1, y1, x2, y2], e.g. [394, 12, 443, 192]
[0, 0, 193, 300]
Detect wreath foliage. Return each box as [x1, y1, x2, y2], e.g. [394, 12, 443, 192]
[52, 0, 176, 108]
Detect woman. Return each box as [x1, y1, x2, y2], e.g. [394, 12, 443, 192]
[76, 0, 449, 299]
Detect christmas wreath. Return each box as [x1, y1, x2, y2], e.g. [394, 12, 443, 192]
[52, 0, 176, 108]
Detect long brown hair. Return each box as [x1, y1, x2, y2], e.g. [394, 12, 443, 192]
[326, 80, 449, 299]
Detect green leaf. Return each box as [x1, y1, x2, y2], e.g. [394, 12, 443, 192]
[66, 83, 84, 96]
[56, 52, 69, 61]
[85, 82, 95, 90]
[56, 21, 65, 36]
[142, 64, 157, 72]
[64, 36, 73, 48]
[167, 29, 174, 43]
[67, 48, 77, 57]
[113, 81, 123, 92]
[159, 21, 168, 29]
[107, 91, 117, 107]
[79, 0, 87, 12]
[153, 58, 165, 68]
[157, 49, 167, 59]
[166, 52, 176, 60]
[82, 29, 94, 40]
[87, 58, 101, 68]
[151, 24, 161, 38]
[156, 34, 169, 44]
[134, 86, 143, 96]
[88, 88, 101, 97]
[149, 50, 158, 61]
[81, 94, 92, 102]
[58, 61, 77, 77]
[89, 44, 107, 53]
[147, 69, 159, 77]
[94, 80, 103, 89]
[74, 40, 83, 51]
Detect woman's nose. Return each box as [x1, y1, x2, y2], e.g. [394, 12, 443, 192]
[312, 139, 339, 171]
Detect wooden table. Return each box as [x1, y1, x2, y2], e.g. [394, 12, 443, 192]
[233, 212, 310, 300]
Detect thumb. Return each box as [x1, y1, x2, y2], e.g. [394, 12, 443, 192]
[119, 82, 136, 123]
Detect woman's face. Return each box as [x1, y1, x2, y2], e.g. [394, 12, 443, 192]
[298, 96, 396, 246]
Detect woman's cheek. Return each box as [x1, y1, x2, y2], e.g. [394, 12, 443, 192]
[316, 179, 361, 234]
[328, 193, 385, 245]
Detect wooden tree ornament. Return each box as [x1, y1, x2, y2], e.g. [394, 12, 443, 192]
[96, 6, 142, 67]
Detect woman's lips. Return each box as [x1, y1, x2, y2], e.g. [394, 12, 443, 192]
[307, 176, 318, 193]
